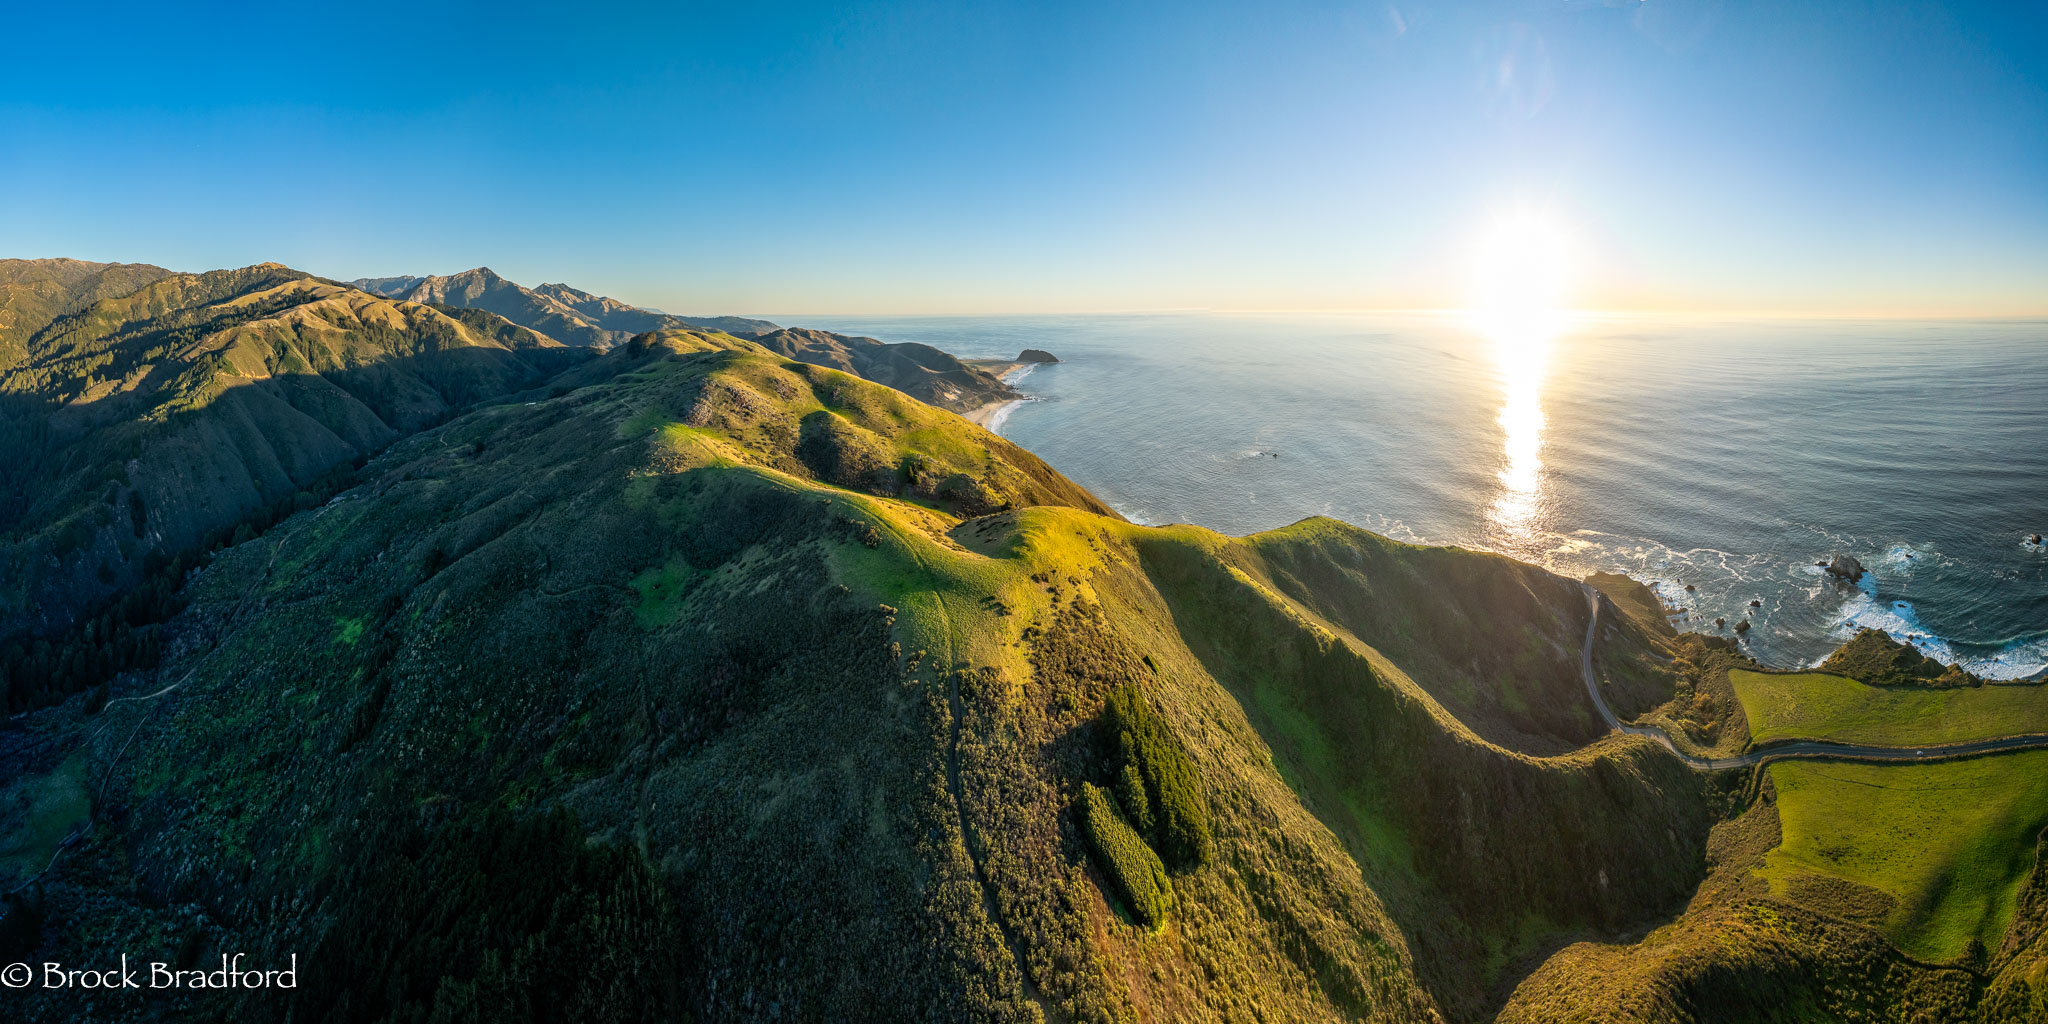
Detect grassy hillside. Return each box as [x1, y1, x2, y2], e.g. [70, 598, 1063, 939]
[1732, 669, 2048, 746]
[0, 323, 1763, 1023]
[1498, 785, 1986, 1023]
[0, 263, 595, 704]
[1980, 830, 2048, 1022]
[753, 326, 1022, 414]
[5, 290, 2046, 1022]
[0, 338, 1439, 1022]
[1586, 570, 1676, 638]
[1761, 754, 2048, 962]
[353, 267, 624, 347]
[0, 258, 171, 367]
[1584, 570, 1753, 758]
[1136, 524, 1716, 1017]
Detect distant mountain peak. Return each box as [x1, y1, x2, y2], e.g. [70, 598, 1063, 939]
[535, 281, 597, 301]
[348, 268, 780, 348]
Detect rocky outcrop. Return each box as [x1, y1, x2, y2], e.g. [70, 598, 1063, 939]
[1825, 554, 1866, 582]
[1821, 627, 1983, 687]
[1017, 348, 1060, 363]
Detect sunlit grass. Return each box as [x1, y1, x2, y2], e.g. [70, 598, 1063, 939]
[1762, 752, 2048, 961]
[1731, 669, 2048, 746]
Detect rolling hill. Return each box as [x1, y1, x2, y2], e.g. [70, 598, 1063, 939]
[0, 263, 1031, 715]
[0, 258, 172, 369]
[0, 262, 593, 659]
[1, 263, 2045, 1024]
[350, 270, 1015, 412]
[752, 325, 1022, 413]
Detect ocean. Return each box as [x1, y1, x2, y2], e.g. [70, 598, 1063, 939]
[792, 312, 2048, 679]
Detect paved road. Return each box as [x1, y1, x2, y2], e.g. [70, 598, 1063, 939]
[1576, 586, 2048, 771]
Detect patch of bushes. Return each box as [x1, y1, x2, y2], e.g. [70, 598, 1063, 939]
[2, 459, 366, 713]
[1102, 683, 1210, 869]
[2, 554, 184, 712]
[796, 409, 903, 495]
[1077, 782, 1173, 928]
[298, 806, 689, 1024]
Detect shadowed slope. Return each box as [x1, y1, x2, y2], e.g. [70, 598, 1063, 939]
[0, 264, 590, 644]
[753, 325, 1021, 413]
[0, 258, 172, 368]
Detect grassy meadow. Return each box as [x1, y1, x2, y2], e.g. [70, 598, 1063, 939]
[1760, 751, 2048, 962]
[1732, 668, 2048, 746]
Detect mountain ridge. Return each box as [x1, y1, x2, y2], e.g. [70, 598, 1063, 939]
[349, 267, 780, 346]
[0, 256, 2042, 1024]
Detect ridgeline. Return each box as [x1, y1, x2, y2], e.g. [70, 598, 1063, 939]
[1, 260, 2044, 1023]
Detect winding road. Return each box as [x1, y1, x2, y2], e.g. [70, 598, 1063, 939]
[1576, 586, 2048, 771]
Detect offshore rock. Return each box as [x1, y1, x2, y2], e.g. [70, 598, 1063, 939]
[1825, 554, 1866, 582]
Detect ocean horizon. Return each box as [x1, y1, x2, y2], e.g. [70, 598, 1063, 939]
[791, 310, 2048, 680]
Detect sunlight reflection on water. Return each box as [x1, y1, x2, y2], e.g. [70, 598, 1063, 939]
[1477, 311, 1564, 544]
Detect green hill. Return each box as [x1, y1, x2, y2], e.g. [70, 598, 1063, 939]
[0, 264, 1041, 715]
[2, 276, 2045, 1023]
[0, 263, 592, 656]
[350, 270, 1019, 414]
[0, 257, 171, 368]
[752, 326, 1023, 414]
[1731, 668, 2048, 746]
[352, 267, 631, 347]
[1, 322, 1751, 1023]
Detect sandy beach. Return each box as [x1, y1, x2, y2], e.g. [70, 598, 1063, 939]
[964, 398, 1017, 428]
[963, 362, 1041, 431]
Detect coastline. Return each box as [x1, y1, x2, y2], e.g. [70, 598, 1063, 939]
[965, 397, 1024, 429]
[963, 362, 1040, 433]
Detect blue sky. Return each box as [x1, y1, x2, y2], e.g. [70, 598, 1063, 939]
[3, 1, 2043, 314]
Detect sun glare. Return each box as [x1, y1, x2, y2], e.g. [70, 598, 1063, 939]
[1467, 208, 1574, 332]
[1466, 207, 1574, 543]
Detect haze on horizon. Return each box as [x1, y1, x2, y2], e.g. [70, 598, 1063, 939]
[4, 1, 2044, 317]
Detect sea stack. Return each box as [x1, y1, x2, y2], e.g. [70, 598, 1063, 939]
[1825, 554, 1866, 582]
[1017, 348, 1060, 363]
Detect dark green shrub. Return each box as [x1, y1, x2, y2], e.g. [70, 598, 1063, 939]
[1103, 683, 1210, 869]
[298, 806, 688, 1024]
[1114, 759, 1154, 837]
[1079, 783, 1172, 928]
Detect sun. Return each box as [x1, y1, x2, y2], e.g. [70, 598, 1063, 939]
[1466, 208, 1574, 337]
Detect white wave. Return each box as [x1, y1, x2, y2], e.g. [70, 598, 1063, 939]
[1822, 586, 2048, 681]
[984, 397, 1033, 435]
